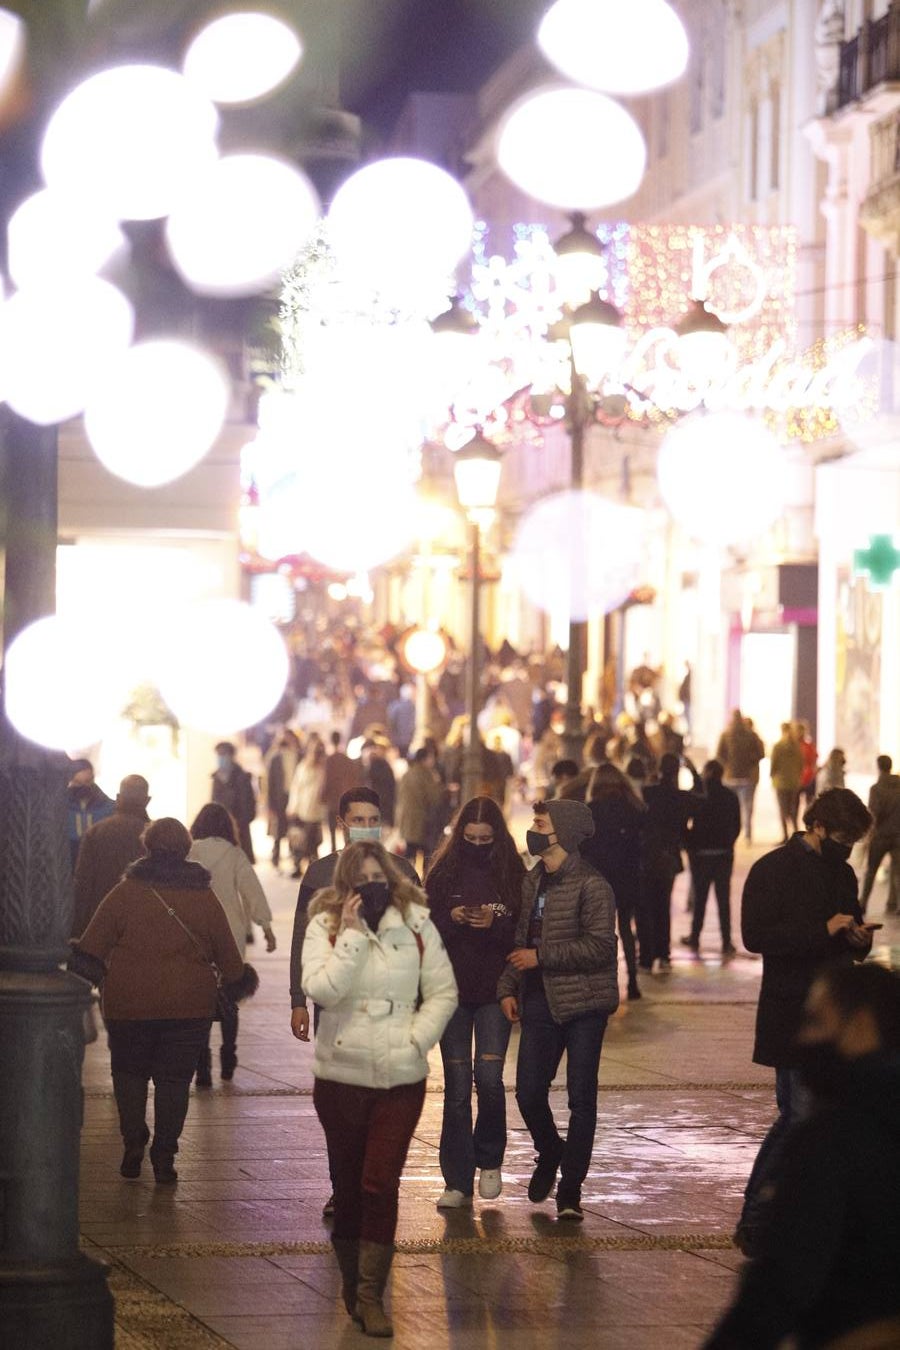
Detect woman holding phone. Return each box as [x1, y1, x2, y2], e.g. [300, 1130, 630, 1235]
[425, 796, 526, 1208]
[301, 840, 456, 1337]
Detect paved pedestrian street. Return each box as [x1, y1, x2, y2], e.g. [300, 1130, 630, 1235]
[78, 849, 900, 1350]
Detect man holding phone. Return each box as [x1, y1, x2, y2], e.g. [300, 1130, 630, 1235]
[734, 787, 875, 1256]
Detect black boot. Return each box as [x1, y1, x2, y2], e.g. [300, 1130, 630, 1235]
[220, 1046, 237, 1081]
[113, 1072, 150, 1178]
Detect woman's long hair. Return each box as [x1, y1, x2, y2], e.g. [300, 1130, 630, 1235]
[425, 795, 525, 916]
[190, 802, 239, 844]
[587, 763, 645, 811]
[308, 840, 427, 922]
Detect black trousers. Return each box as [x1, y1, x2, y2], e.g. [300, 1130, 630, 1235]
[107, 1018, 211, 1158]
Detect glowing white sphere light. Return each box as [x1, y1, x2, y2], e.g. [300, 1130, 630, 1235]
[183, 10, 303, 104]
[0, 278, 134, 425]
[538, 0, 689, 95]
[0, 8, 25, 99]
[4, 616, 127, 750]
[40, 65, 219, 221]
[657, 411, 787, 546]
[510, 490, 645, 620]
[328, 158, 474, 299]
[497, 86, 646, 210]
[157, 599, 290, 733]
[84, 340, 229, 486]
[7, 189, 126, 288]
[165, 153, 319, 296]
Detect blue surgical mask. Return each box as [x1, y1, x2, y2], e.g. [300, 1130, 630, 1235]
[347, 825, 381, 843]
[216, 756, 231, 772]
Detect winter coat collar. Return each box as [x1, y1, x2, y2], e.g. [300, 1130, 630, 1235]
[369, 900, 429, 937]
[125, 853, 212, 890]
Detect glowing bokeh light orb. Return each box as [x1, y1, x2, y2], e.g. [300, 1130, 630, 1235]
[165, 153, 319, 296]
[657, 411, 787, 546]
[538, 0, 689, 94]
[830, 337, 900, 453]
[401, 627, 448, 675]
[0, 8, 25, 99]
[328, 158, 474, 296]
[497, 86, 646, 210]
[41, 65, 219, 221]
[4, 616, 127, 750]
[157, 599, 290, 733]
[183, 10, 302, 104]
[8, 189, 126, 288]
[84, 341, 229, 486]
[510, 490, 645, 621]
[0, 278, 134, 425]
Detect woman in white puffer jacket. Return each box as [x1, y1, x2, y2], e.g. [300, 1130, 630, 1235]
[301, 840, 457, 1338]
[189, 803, 275, 1085]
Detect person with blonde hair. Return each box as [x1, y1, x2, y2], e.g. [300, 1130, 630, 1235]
[301, 841, 457, 1337]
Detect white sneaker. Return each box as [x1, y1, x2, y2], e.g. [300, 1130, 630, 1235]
[436, 1188, 472, 1209]
[478, 1168, 502, 1200]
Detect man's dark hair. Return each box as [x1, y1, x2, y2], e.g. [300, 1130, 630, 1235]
[703, 759, 725, 781]
[877, 754, 893, 773]
[659, 752, 680, 782]
[551, 759, 579, 780]
[69, 757, 93, 775]
[411, 747, 431, 764]
[819, 963, 900, 1051]
[338, 785, 381, 820]
[803, 788, 872, 842]
[330, 730, 342, 749]
[214, 741, 236, 756]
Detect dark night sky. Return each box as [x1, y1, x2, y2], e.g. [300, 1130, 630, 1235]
[339, 0, 549, 133]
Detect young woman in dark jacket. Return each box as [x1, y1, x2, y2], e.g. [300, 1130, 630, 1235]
[425, 796, 525, 1207]
[581, 764, 647, 1001]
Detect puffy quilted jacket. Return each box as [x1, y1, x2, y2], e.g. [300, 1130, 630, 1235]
[497, 855, 619, 1023]
[302, 900, 457, 1089]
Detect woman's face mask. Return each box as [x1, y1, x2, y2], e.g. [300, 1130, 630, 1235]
[357, 880, 391, 930]
[820, 836, 852, 866]
[460, 838, 493, 866]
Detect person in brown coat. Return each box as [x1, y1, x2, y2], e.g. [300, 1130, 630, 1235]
[71, 774, 151, 937]
[73, 817, 243, 1184]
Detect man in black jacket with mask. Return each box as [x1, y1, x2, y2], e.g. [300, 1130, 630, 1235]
[734, 788, 875, 1256]
[706, 962, 900, 1349]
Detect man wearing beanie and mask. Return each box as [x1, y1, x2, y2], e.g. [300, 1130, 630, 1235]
[734, 788, 875, 1257]
[498, 798, 618, 1221]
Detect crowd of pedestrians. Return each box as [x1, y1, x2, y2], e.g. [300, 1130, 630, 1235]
[62, 663, 900, 1344]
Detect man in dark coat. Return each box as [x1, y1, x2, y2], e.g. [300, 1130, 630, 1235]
[734, 788, 875, 1255]
[640, 752, 699, 972]
[211, 741, 257, 862]
[71, 774, 150, 937]
[705, 963, 900, 1349]
[680, 760, 741, 957]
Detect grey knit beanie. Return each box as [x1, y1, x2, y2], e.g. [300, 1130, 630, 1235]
[545, 798, 594, 852]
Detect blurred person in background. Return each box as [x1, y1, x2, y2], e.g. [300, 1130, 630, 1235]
[211, 741, 257, 863]
[189, 803, 275, 1086]
[641, 753, 698, 974]
[861, 754, 900, 915]
[322, 731, 362, 854]
[716, 710, 765, 843]
[71, 774, 150, 938]
[770, 722, 805, 843]
[286, 734, 328, 879]
[581, 763, 647, 1001]
[680, 761, 741, 959]
[67, 758, 114, 870]
[262, 728, 302, 871]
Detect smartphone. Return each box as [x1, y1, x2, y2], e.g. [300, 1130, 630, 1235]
[861, 922, 884, 930]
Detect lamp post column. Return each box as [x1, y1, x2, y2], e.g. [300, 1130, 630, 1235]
[561, 364, 589, 766]
[462, 516, 483, 804]
[0, 411, 114, 1346]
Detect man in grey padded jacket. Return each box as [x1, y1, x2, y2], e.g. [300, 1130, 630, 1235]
[498, 797, 618, 1222]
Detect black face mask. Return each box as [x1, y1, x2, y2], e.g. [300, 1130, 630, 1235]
[526, 829, 555, 857]
[357, 881, 391, 931]
[820, 837, 852, 866]
[461, 840, 493, 867]
[794, 1041, 849, 1101]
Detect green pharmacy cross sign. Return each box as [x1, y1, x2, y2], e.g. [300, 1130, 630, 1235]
[853, 534, 900, 590]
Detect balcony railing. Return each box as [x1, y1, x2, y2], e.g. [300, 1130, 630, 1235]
[837, 4, 900, 109]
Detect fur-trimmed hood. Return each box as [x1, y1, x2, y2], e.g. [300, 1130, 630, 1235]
[125, 853, 212, 890]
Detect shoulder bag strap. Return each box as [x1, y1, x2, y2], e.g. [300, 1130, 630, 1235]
[146, 885, 222, 985]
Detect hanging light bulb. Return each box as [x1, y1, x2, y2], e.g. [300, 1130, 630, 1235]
[552, 212, 606, 307]
[537, 0, 690, 95]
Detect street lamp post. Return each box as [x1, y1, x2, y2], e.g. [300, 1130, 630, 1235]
[452, 432, 503, 805]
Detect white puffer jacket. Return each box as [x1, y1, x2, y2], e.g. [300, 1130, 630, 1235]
[302, 901, 457, 1089]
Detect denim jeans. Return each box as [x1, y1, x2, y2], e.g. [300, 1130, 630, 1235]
[515, 984, 607, 1198]
[739, 1066, 814, 1235]
[688, 853, 734, 947]
[439, 1001, 511, 1195]
[727, 780, 756, 842]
